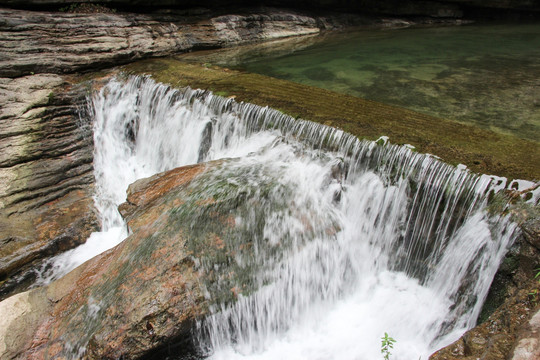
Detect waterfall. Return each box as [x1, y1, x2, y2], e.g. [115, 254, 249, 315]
[37, 76, 519, 359]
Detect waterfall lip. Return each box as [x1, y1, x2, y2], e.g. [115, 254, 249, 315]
[30, 74, 526, 359]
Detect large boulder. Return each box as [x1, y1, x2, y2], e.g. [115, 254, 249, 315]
[1, 162, 212, 359]
[1, 158, 296, 358]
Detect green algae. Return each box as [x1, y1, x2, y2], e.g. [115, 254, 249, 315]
[167, 160, 296, 306]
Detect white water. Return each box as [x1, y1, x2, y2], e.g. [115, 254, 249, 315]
[37, 76, 518, 359]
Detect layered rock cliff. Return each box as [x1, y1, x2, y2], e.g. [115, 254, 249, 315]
[0, 8, 334, 78]
[0, 74, 98, 297]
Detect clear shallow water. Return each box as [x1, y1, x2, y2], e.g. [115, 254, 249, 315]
[181, 23, 540, 142]
[36, 76, 523, 359]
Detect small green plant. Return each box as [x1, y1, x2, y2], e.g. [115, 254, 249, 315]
[528, 268, 540, 305]
[529, 289, 538, 305]
[381, 332, 396, 360]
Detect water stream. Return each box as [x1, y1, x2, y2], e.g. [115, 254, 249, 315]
[36, 76, 521, 359]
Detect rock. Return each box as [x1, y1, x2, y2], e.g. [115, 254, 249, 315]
[1, 152, 341, 358]
[0, 8, 331, 78]
[0, 74, 98, 299]
[1, 162, 215, 359]
[1, 158, 295, 358]
[430, 233, 540, 360]
[118, 161, 211, 231]
[511, 309, 540, 360]
[0, 287, 51, 360]
[522, 218, 540, 250]
[211, 13, 320, 44]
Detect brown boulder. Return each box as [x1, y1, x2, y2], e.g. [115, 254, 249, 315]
[0, 159, 274, 358]
[0, 163, 211, 359]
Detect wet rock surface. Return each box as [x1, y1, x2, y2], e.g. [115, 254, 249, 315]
[0, 163, 215, 359]
[0, 158, 302, 358]
[430, 218, 540, 360]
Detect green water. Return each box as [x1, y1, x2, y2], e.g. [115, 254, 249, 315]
[182, 24, 540, 142]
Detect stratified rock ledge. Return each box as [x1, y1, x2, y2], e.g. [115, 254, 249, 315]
[0, 73, 98, 298]
[0, 7, 352, 78]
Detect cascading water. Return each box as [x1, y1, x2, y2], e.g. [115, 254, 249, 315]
[36, 75, 520, 359]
